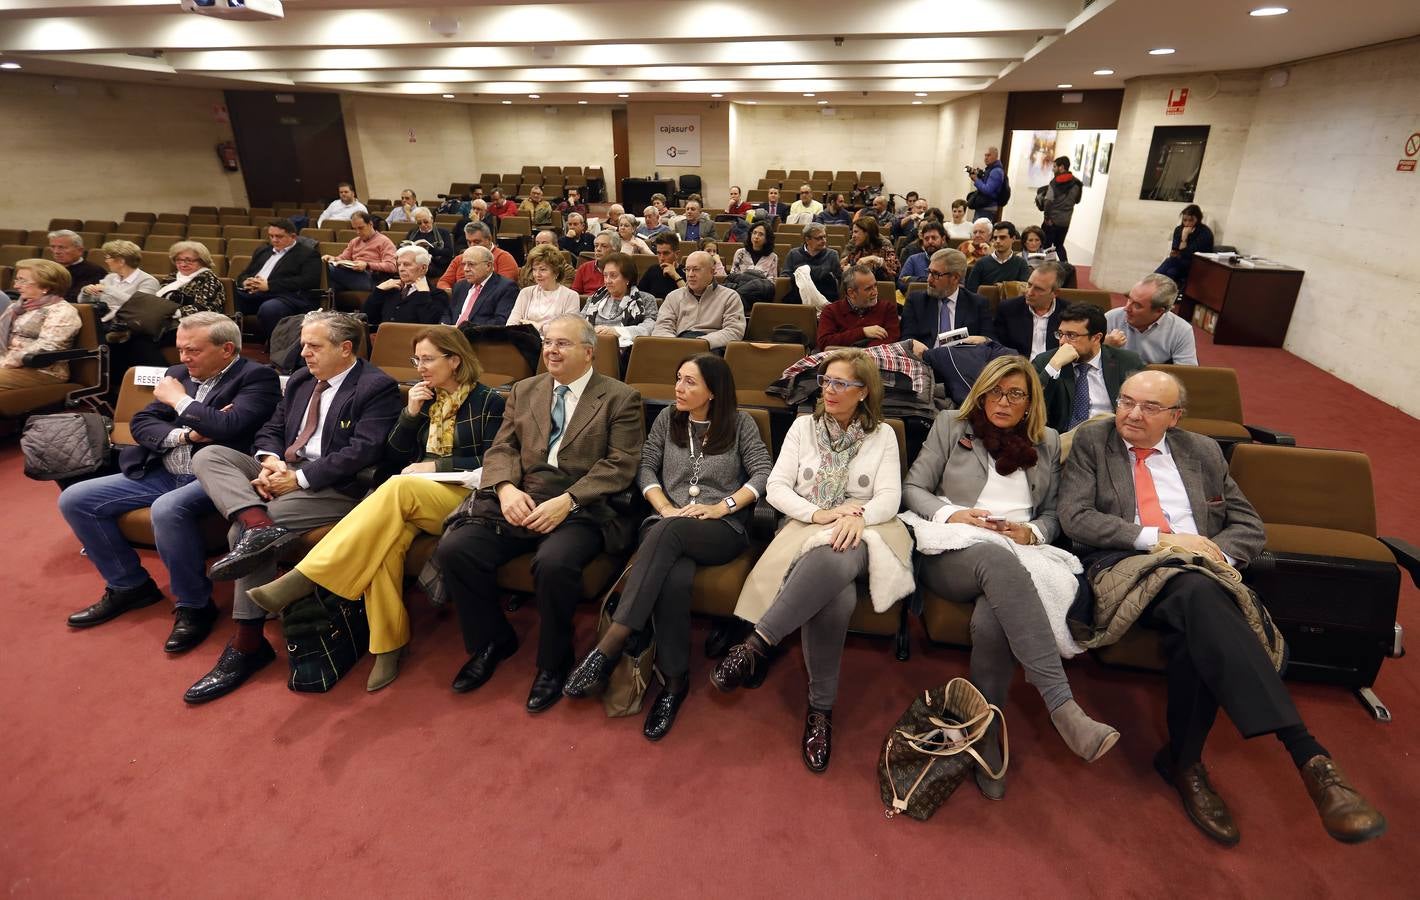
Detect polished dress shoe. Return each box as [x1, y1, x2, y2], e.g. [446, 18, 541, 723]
[207, 525, 298, 582]
[451, 634, 518, 693]
[709, 642, 762, 693]
[183, 639, 276, 705]
[1299, 755, 1387, 844]
[164, 602, 218, 653]
[642, 682, 689, 742]
[67, 579, 163, 628]
[563, 649, 614, 699]
[802, 707, 833, 773]
[1154, 747, 1239, 847]
[526, 667, 567, 714]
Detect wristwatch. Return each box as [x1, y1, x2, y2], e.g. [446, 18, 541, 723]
[723, 496, 738, 511]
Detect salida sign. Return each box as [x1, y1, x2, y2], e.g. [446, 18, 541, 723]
[654, 115, 701, 166]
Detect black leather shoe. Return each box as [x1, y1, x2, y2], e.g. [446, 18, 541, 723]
[67, 579, 164, 628]
[164, 602, 218, 653]
[526, 667, 568, 714]
[563, 649, 614, 699]
[451, 634, 518, 693]
[802, 706, 833, 773]
[642, 682, 689, 742]
[183, 639, 276, 705]
[207, 525, 298, 582]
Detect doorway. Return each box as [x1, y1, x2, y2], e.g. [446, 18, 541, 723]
[611, 108, 630, 204]
[225, 91, 356, 207]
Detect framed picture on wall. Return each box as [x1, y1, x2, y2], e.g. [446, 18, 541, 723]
[1098, 142, 1113, 175]
[1081, 133, 1099, 187]
[1140, 125, 1210, 201]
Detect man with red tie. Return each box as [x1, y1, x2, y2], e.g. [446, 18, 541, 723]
[448, 246, 518, 327]
[1060, 371, 1385, 847]
[183, 311, 400, 704]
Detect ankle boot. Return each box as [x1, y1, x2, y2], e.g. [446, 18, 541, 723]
[1050, 699, 1119, 762]
[367, 647, 405, 692]
[248, 569, 317, 615]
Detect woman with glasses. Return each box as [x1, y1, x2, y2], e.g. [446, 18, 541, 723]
[904, 356, 1118, 799]
[80, 239, 160, 325]
[106, 240, 228, 391]
[713, 349, 914, 773]
[506, 244, 580, 332]
[248, 325, 504, 691]
[0, 259, 81, 395]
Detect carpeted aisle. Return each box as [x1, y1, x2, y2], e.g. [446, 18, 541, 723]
[2, 321, 1417, 896]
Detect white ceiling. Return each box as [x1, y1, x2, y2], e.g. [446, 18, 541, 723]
[1, 0, 1417, 106]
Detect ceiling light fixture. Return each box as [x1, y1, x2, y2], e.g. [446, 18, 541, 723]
[817, 100, 828, 105]
[914, 92, 928, 97]
[802, 92, 815, 97]
[1249, 6, 1289, 15]
[0, 61, 21, 70]
[911, 100, 923, 105]
[617, 93, 629, 98]
[1148, 48, 1176, 55]
[710, 93, 723, 98]
[1057, 83, 1073, 88]
[745, 100, 757, 105]
[528, 93, 540, 98]
[501, 99, 513, 105]
[442, 93, 455, 99]
[1093, 68, 1115, 75]
[578, 100, 588, 105]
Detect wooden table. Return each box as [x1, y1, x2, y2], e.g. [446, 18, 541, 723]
[1179, 255, 1304, 347]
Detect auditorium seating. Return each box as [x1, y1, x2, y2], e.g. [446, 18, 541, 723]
[1149, 364, 1294, 456]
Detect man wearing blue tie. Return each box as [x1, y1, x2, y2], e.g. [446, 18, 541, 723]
[899, 248, 993, 348]
[1032, 303, 1143, 433]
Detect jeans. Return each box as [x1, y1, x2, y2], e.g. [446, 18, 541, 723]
[58, 470, 217, 608]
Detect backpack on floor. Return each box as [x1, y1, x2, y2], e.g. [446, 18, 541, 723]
[280, 587, 369, 693]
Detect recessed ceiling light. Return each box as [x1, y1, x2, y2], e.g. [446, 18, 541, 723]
[1093, 68, 1115, 75]
[745, 100, 757, 105]
[1148, 48, 1175, 55]
[442, 93, 455, 99]
[501, 100, 512, 105]
[1057, 83, 1073, 88]
[914, 92, 928, 97]
[817, 100, 828, 105]
[617, 93, 629, 98]
[577, 100, 588, 105]
[710, 93, 723, 98]
[527, 93, 540, 99]
[0, 62, 21, 70]
[1249, 6, 1288, 15]
[911, 100, 923, 105]
[802, 92, 815, 97]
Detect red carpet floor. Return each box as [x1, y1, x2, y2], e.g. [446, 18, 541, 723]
[2, 313, 1417, 897]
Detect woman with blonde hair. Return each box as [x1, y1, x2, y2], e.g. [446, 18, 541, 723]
[80, 239, 160, 323]
[713, 348, 914, 773]
[248, 325, 505, 691]
[902, 355, 1117, 799]
[507, 244, 580, 331]
[0, 259, 82, 393]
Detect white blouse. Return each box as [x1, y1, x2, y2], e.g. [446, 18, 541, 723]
[506, 284, 580, 331]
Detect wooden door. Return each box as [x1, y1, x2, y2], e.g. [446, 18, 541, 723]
[225, 91, 356, 207]
[611, 108, 630, 203]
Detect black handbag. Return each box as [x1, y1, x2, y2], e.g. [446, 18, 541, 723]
[113, 291, 181, 340]
[280, 587, 370, 693]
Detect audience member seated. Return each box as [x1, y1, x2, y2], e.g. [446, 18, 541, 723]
[854, 194, 890, 224]
[673, 199, 715, 245]
[841, 216, 899, 283]
[580, 252, 658, 349]
[384, 188, 420, 227]
[234, 222, 322, 343]
[467, 198, 499, 238]
[724, 185, 751, 217]
[316, 182, 368, 228]
[993, 261, 1068, 359]
[518, 185, 554, 227]
[1155, 204, 1213, 288]
[781, 222, 840, 311]
[815, 193, 852, 226]
[183, 311, 401, 704]
[572, 230, 617, 295]
[945, 199, 973, 243]
[1038, 156, 1083, 263]
[362, 245, 449, 330]
[904, 357, 1117, 799]
[560, 212, 595, 257]
[731, 222, 779, 278]
[959, 217, 992, 262]
[450, 246, 519, 327]
[638, 233, 685, 300]
[81, 239, 160, 327]
[1019, 225, 1060, 270]
[699, 239, 727, 277]
[557, 187, 587, 217]
[46, 230, 105, 302]
[965, 221, 1031, 292]
[714, 349, 910, 773]
[404, 207, 456, 276]
[0, 259, 82, 394]
[1104, 274, 1198, 366]
[487, 188, 518, 220]
[438, 315, 643, 710]
[636, 207, 670, 241]
[754, 187, 790, 223]
[507, 244, 580, 332]
[563, 353, 772, 739]
[617, 215, 655, 256]
[531, 230, 559, 257]
[900, 249, 992, 348]
[650, 193, 671, 218]
[1032, 303, 1143, 433]
[248, 325, 505, 692]
[599, 203, 625, 233]
[652, 251, 745, 348]
[108, 239, 230, 384]
[896, 220, 947, 292]
[60, 312, 281, 652]
[1060, 370, 1385, 846]
[816, 264, 901, 351]
[437, 222, 516, 290]
[321, 211, 396, 293]
[788, 185, 824, 223]
[893, 197, 930, 242]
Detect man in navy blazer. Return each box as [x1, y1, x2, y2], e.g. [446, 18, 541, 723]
[993, 262, 1069, 358]
[447, 246, 518, 326]
[900, 248, 994, 348]
[61, 312, 282, 653]
[185, 310, 401, 704]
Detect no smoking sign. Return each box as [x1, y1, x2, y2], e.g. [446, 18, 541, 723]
[1397, 132, 1420, 172]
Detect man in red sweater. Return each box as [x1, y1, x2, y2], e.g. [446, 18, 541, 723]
[436, 221, 517, 291]
[815, 264, 900, 351]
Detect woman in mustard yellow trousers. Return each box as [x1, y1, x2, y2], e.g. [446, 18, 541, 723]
[249, 325, 504, 691]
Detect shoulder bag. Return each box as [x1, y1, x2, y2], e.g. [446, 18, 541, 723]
[879, 677, 1008, 820]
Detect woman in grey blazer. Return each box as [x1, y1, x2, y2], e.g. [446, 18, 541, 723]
[562, 353, 772, 741]
[903, 356, 1118, 798]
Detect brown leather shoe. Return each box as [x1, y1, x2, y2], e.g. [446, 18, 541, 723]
[1154, 747, 1239, 847]
[1299, 755, 1387, 844]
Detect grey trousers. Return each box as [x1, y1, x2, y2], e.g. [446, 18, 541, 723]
[192, 446, 361, 621]
[755, 543, 867, 710]
[919, 543, 1073, 712]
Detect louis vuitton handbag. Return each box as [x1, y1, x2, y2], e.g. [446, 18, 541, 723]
[878, 677, 1008, 820]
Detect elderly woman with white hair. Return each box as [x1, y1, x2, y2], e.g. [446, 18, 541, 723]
[404, 206, 456, 276]
[81, 239, 161, 325]
[617, 214, 655, 256]
[362, 244, 450, 329]
[959, 217, 993, 262]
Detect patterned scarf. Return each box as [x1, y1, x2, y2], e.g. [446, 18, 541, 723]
[807, 414, 867, 509]
[424, 382, 471, 459]
[0, 293, 63, 351]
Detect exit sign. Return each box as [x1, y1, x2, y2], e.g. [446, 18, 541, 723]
[1056, 120, 1079, 130]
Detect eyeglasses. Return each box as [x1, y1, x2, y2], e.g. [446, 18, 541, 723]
[12, 275, 34, 286]
[985, 387, 1028, 405]
[1116, 396, 1181, 417]
[817, 374, 865, 393]
[173, 256, 201, 265]
[1054, 329, 1091, 341]
[927, 269, 951, 279]
[541, 339, 587, 351]
[409, 354, 450, 367]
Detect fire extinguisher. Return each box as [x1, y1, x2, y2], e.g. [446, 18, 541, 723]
[216, 141, 240, 172]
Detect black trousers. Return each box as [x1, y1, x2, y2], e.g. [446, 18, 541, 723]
[436, 518, 604, 671]
[1041, 222, 1071, 263]
[235, 289, 319, 341]
[613, 516, 747, 677]
[1143, 572, 1301, 766]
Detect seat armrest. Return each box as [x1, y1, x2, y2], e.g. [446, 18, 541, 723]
[1244, 424, 1296, 446]
[751, 503, 780, 542]
[1379, 536, 1420, 588]
[23, 346, 103, 367]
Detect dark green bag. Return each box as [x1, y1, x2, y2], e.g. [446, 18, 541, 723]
[280, 587, 369, 693]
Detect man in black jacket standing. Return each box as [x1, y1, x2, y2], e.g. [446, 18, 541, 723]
[1036, 156, 1083, 263]
[234, 218, 321, 341]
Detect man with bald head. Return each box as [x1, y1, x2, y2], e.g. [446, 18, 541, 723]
[1060, 371, 1385, 848]
[650, 250, 745, 348]
[449, 246, 518, 326]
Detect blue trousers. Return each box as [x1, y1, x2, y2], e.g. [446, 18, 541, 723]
[58, 470, 217, 608]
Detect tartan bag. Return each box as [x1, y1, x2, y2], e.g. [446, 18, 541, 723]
[280, 587, 370, 693]
[879, 677, 1008, 820]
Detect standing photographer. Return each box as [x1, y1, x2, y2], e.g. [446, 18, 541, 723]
[966, 147, 1006, 223]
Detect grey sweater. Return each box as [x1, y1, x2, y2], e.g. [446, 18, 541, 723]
[639, 407, 773, 530]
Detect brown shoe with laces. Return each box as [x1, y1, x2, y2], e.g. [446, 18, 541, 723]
[1154, 747, 1239, 847]
[1299, 755, 1386, 844]
[709, 641, 760, 693]
[802, 707, 833, 773]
